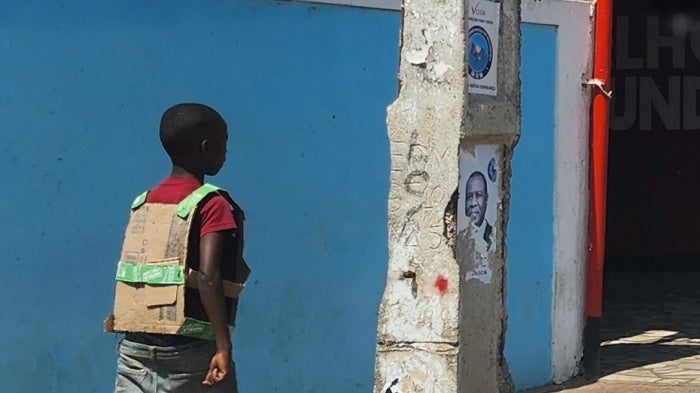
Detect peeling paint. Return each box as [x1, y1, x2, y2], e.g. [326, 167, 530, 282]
[376, 0, 520, 391]
[406, 48, 429, 65]
[375, 0, 465, 392]
[431, 61, 453, 79]
[465, 253, 493, 284]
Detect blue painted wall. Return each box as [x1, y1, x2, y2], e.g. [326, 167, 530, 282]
[505, 23, 557, 390]
[0, 1, 399, 392]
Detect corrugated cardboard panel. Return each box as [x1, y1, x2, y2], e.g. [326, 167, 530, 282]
[144, 258, 181, 307]
[185, 270, 245, 298]
[112, 203, 191, 334]
[113, 281, 182, 333]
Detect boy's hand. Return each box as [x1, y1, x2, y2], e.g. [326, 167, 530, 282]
[203, 350, 231, 386]
[199, 231, 234, 386]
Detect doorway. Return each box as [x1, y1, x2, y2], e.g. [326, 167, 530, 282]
[602, 0, 700, 385]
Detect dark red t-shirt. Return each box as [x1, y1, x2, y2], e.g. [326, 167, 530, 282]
[125, 176, 236, 346]
[146, 176, 237, 234]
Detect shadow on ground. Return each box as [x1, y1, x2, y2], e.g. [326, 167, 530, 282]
[521, 267, 700, 392]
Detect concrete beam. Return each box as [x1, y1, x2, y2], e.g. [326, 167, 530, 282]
[375, 0, 521, 392]
[374, 0, 466, 391]
[458, 0, 520, 392]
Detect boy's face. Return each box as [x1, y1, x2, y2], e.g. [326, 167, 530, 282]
[202, 126, 228, 176]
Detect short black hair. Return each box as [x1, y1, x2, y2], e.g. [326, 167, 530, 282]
[466, 171, 488, 195]
[159, 103, 226, 161]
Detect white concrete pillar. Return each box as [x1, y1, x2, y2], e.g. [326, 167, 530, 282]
[373, 0, 466, 392]
[374, 0, 521, 392]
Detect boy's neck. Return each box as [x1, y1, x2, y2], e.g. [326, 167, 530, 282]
[170, 165, 205, 184]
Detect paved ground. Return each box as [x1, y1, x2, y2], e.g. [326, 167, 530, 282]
[524, 381, 700, 392]
[523, 271, 700, 392]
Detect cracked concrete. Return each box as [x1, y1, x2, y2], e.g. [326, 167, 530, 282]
[374, 0, 466, 391]
[374, 0, 520, 392]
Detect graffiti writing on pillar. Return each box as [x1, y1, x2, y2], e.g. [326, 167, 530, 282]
[427, 185, 447, 249]
[400, 211, 421, 247]
[389, 133, 451, 249]
[383, 378, 402, 393]
[404, 142, 430, 195]
[404, 170, 430, 195]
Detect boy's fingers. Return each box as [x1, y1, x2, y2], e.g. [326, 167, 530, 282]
[202, 367, 228, 385]
[203, 353, 230, 385]
[212, 368, 226, 382]
[203, 369, 216, 386]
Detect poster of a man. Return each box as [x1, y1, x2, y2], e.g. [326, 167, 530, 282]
[465, 171, 493, 251]
[458, 144, 499, 261]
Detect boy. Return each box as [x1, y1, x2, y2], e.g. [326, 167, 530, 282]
[113, 103, 244, 392]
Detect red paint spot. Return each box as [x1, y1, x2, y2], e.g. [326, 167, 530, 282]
[434, 275, 448, 295]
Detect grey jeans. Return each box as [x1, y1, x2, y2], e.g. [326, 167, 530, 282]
[115, 338, 238, 393]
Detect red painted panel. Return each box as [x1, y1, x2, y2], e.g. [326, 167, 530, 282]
[587, 0, 612, 318]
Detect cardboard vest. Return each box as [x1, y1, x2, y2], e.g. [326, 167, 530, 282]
[104, 183, 251, 340]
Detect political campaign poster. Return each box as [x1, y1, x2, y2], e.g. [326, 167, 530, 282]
[468, 0, 500, 96]
[459, 144, 499, 283]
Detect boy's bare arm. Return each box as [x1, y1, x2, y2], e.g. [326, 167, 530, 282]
[198, 231, 232, 385]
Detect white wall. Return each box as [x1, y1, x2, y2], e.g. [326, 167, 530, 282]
[521, 0, 594, 383]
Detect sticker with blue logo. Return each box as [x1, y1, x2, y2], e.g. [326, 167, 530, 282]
[469, 26, 493, 80]
[467, 0, 500, 96]
[488, 157, 497, 182]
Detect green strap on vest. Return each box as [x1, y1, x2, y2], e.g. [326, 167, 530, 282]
[115, 261, 185, 285]
[130, 184, 222, 217]
[177, 317, 234, 340]
[131, 191, 148, 210]
[175, 183, 221, 218]
[177, 318, 215, 340]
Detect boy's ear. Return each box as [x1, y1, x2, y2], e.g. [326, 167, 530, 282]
[201, 138, 210, 153]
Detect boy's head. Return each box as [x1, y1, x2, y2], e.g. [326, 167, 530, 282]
[159, 103, 228, 176]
